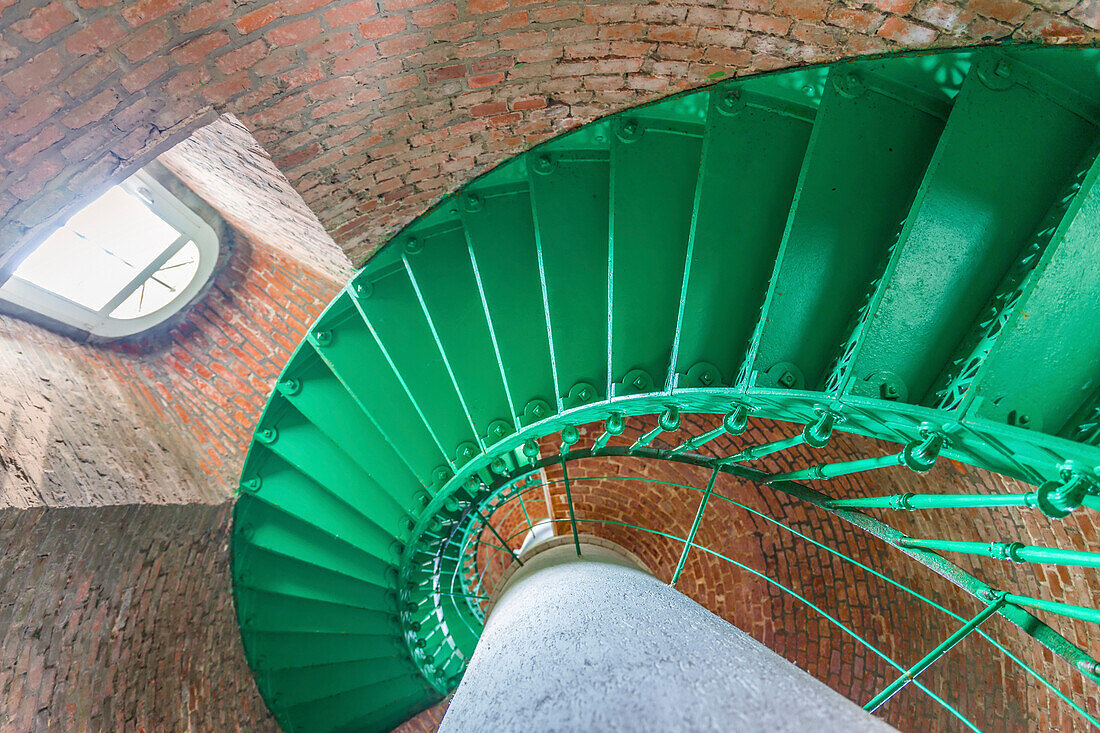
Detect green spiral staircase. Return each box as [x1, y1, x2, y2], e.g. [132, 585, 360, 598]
[231, 45, 1100, 731]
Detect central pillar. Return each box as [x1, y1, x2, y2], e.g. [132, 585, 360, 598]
[440, 536, 897, 732]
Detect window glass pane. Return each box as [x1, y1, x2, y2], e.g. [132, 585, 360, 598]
[109, 241, 201, 320]
[14, 185, 180, 311]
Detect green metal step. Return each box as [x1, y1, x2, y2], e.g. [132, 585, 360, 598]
[232, 45, 1100, 732]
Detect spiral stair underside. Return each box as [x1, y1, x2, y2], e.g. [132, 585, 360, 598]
[232, 45, 1100, 732]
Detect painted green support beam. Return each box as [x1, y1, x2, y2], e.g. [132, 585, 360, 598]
[864, 595, 1006, 713]
[472, 513, 522, 567]
[898, 537, 1100, 567]
[718, 433, 806, 465]
[671, 468, 721, 587]
[1005, 594, 1100, 625]
[826, 482, 1100, 517]
[561, 459, 581, 557]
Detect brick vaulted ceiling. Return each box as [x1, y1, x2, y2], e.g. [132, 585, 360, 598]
[2, 0, 1100, 271]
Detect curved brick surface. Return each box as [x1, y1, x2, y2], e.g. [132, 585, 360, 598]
[2, 0, 1100, 267]
[0, 503, 277, 732]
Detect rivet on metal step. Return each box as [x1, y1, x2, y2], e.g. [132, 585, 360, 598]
[455, 441, 478, 465]
[353, 279, 374, 299]
[834, 70, 867, 99]
[523, 399, 551, 424]
[531, 154, 555, 175]
[766, 362, 804, 390]
[463, 194, 483, 213]
[404, 237, 422, 255]
[310, 330, 333, 348]
[276, 377, 301, 396]
[617, 118, 642, 142]
[614, 369, 653, 396]
[239, 477, 261, 494]
[977, 55, 1014, 91]
[716, 88, 745, 116]
[486, 419, 511, 443]
[431, 465, 452, 486]
[686, 361, 723, 388]
[566, 381, 598, 407]
[255, 427, 278, 445]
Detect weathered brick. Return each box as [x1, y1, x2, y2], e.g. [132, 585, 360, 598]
[2, 47, 64, 98]
[12, 0, 75, 41]
[121, 57, 171, 93]
[360, 14, 407, 39]
[877, 14, 939, 42]
[236, 3, 281, 34]
[322, 0, 374, 28]
[215, 39, 269, 75]
[118, 23, 170, 62]
[170, 30, 230, 65]
[7, 93, 63, 137]
[122, 0, 186, 27]
[266, 17, 323, 46]
[61, 89, 122, 129]
[177, 0, 234, 33]
[969, 0, 1035, 22]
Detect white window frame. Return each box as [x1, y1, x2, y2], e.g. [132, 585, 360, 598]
[0, 170, 219, 338]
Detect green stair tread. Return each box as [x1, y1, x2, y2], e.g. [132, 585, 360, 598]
[239, 500, 396, 588]
[461, 182, 556, 423]
[528, 151, 611, 403]
[244, 630, 409, 671]
[752, 67, 945, 391]
[239, 588, 394, 635]
[846, 61, 1099, 404]
[283, 678, 425, 732]
[354, 264, 478, 456]
[671, 90, 812, 388]
[261, 403, 409, 539]
[971, 150, 1100, 435]
[403, 222, 513, 441]
[235, 544, 394, 610]
[282, 355, 425, 493]
[237, 462, 400, 563]
[610, 117, 703, 392]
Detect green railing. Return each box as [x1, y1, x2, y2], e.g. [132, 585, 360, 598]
[433, 411, 1100, 729]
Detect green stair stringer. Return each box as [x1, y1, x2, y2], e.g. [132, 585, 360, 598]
[233, 45, 1100, 732]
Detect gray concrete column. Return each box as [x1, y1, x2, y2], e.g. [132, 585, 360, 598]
[440, 537, 897, 732]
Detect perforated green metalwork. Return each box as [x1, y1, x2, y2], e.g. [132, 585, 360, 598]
[232, 45, 1100, 732]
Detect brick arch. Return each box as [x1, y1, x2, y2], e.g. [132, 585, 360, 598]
[2, 0, 1098, 269]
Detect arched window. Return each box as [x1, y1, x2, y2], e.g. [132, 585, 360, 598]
[0, 170, 218, 338]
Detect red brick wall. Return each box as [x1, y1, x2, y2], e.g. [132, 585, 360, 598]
[0, 225, 340, 507]
[158, 114, 354, 281]
[99, 234, 342, 490]
[467, 414, 1100, 732]
[2, 0, 1098, 269]
[0, 502, 277, 732]
[0, 308, 216, 507]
